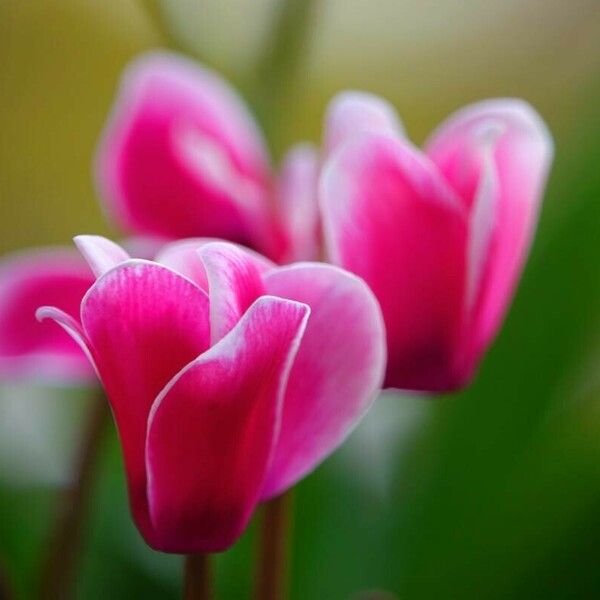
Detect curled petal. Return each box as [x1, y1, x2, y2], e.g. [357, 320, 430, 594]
[278, 144, 321, 262]
[146, 296, 309, 552]
[320, 134, 469, 391]
[74, 235, 131, 278]
[426, 99, 553, 360]
[261, 263, 386, 498]
[80, 260, 211, 540]
[199, 242, 267, 344]
[96, 51, 284, 259]
[323, 91, 405, 157]
[0, 249, 94, 382]
[35, 306, 99, 378]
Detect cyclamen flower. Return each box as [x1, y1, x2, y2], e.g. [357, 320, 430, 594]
[37, 236, 385, 552]
[7, 47, 553, 401]
[97, 52, 287, 261]
[283, 93, 553, 392]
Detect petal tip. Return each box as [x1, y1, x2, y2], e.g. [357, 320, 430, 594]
[73, 235, 130, 278]
[324, 90, 404, 155]
[34, 305, 52, 323]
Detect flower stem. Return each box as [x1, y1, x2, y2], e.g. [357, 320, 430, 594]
[251, 0, 320, 153]
[254, 491, 294, 600]
[183, 554, 213, 600]
[138, 0, 200, 57]
[37, 389, 110, 599]
[0, 556, 13, 599]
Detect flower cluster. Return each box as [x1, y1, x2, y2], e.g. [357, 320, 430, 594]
[0, 52, 552, 552]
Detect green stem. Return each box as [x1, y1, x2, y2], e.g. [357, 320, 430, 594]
[252, 0, 320, 153]
[0, 556, 14, 600]
[254, 491, 294, 600]
[183, 554, 213, 600]
[139, 0, 197, 55]
[37, 390, 110, 600]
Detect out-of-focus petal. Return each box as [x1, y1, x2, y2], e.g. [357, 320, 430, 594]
[0, 249, 94, 382]
[199, 242, 269, 344]
[323, 91, 405, 157]
[261, 263, 386, 498]
[320, 134, 469, 391]
[96, 51, 284, 259]
[278, 144, 321, 262]
[74, 235, 131, 278]
[145, 296, 309, 552]
[80, 260, 211, 540]
[425, 99, 553, 359]
[121, 236, 167, 260]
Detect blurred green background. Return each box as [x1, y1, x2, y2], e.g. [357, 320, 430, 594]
[1, 1, 600, 598]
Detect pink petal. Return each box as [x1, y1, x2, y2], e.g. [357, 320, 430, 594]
[74, 235, 131, 278]
[278, 144, 321, 262]
[0, 249, 94, 382]
[80, 260, 211, 541]
[323, 91, 405, 157]
[198, 242, 268, 344]
[155, 238, 215, 290]
[261, 263, 386, 498]
[425, 99, 553, 362]
[145, 296, 309, 552]
[96, 51, 285, 259]
[320, 134, 469, 391]
[155, 238, 275, 292]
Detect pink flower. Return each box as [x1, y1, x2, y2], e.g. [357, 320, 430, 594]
[286, 92, 553, 391]
[97, 52, 287, 261]
[0, 237, 161, 385]
[37, 236, 385, 552]
[0, 248, 95, 383]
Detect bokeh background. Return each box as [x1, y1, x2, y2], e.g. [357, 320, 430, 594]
[1, 1, 600, 598]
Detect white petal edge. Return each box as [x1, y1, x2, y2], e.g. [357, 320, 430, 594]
[74, 235, 131, 278]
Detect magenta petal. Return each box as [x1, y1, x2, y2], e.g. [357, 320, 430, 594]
[0, 249, 94, 382]
[199, 242, 267, 344]
[323, 91, 405, 157]
[320, 134, 469, 391]
[261, 263, 386, 498]
[145, 296, 309, 553]
[426, 99, 553, 361]
[278, 144, 321, 262]
[80, 260, 211, 541]
[96, 52, 284, 259]
[74, 235, 131, 277]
